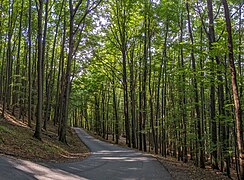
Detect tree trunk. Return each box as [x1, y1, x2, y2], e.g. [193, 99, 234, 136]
[3, 0, 14, 117]
[222, 1, 244, 179]
[120, 2, 131, 147]
[207, 0, 218, 169]
[34, 0, 44, 140]
[42, 0, 50, 130]
[27, 0, 32, 127]
[148, 16, 157, 154]
[129, 43, 136, 148]
[54, 7, 66, 126]
[12, 0, 23, 117]
[186, 1, 204, 168]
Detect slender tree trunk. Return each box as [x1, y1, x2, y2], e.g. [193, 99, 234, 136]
[105, 86, 110, 140]
[42, 0, 50, 130]
[54, 7, 66, 126]
[112, 78, 119, 144]
[148, 16, 157, 154]
[207, 0, 218, 169]
[237, 4, 242, 122]
[121, 12, 131, 147]
[27, 0, 32, 127]
[186, 1, 204, 168]
[59, 0, 75, 143]
[139, 56, 143, 151]
[129, 43, 136, 148]
[156, 19, 168, 157]
[222, 1, 244, 179]
[3, 0, 14, 117]
[161, 47, 167, 157]
[102, 88, 106, 138]
[34, 0, 44, 140]
[178, 11, 187, 163]
[142, 5, 149, 152]
[12, 0, 23, 117]
[224, 56, 231, 177]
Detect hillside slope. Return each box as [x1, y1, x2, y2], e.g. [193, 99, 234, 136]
[0, 113, 89, 163]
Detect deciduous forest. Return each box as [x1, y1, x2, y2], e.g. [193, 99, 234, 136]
[0, 0, 243, 179]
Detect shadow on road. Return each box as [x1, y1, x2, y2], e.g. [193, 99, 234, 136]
[0, 128, 172, 180]
[0, 156, 87, 180]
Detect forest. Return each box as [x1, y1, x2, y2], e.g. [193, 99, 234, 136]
[0, 0, 243, 179]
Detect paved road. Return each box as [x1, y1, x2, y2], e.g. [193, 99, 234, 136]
[0, 128, 172, 180]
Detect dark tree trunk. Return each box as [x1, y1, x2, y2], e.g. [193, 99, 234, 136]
[3, 0, 14, 117]
[129, 43, 136, 148]
[12, 0, 24, 117]
[34, 0, 44, 140]
[207, 0, 218, 169]
[148, 16, 157, 154]
[54, 7, 66, 126]
[27, 0, 32, 127]
[186, 1, 204, 168]
[112, 78, 119, 144]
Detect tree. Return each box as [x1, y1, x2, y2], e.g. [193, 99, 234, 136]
[33, 0, 44, 140]
[222, 0, 244, 179]
[59, 0, 102, 143]
[28, 0, 32, 127]
[186, 0, 204, 168]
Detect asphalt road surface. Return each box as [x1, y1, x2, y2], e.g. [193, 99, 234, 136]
[0, 128, 172, 180]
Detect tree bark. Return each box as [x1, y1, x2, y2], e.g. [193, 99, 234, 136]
[27, 0, 32, 127]
[222, 1, 244, 179]
[129, 43, 136, 148]
[34, 0, 44, 140]
[207, 0, 218, 169]
[186, 1, 204, 168]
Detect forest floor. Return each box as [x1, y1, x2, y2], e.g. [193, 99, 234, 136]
[90, 132, 237, 180]
[0, 109, 237, 179]
[0, 111, 89, 163]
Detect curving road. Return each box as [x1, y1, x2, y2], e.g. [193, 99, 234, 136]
[0, 128, 172, 180]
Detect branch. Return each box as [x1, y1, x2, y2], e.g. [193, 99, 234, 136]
[231, 3, 244, 18]
[73, 0, 103, 57]
[74, 9, 89, 35]
[214, 4, 221, 20]
[73, 22, 86, 57]
[92, 53, 122, 83]
[35, 0, 39, 12]
[74, 0, 102, 35]
[109, 23, 122, 47]
[216, 3, 244, 42]
[195, 2, 209, 38]
[73, 0, 83, 18]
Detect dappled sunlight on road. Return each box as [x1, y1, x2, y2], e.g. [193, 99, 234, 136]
[6, 157, 88, 180]
[99, 156, 150, 162]
[93, 150, 141, 155]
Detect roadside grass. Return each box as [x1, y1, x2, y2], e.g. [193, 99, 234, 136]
[0, 114, 89, 163]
